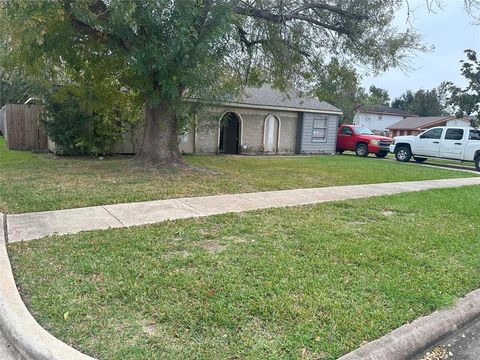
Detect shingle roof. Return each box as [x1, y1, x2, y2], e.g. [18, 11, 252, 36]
[228, 84, 342, 113]
[358, 105, 417, 117]
[386, 116, 455, 130]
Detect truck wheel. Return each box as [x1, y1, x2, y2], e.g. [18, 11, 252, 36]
[414, 157, 427, 163]
[355, 143, 368, 157]
[337, 150, 344, 154]
[375, 152, 388, 158]
[475, 156, 480, 171]
[395, 146, 412, 162]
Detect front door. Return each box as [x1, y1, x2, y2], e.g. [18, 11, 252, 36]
[219, 113, 240, 154]
[414, 128, 444, 157]
[264, 115, 279, 152]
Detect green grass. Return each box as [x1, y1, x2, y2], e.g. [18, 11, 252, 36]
[424, 158, 476, 168]
[0, 137, 477, 214]
[8, 186, 480, 359]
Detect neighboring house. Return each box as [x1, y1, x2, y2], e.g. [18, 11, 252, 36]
[116, 84, 342, 155]
[353, 105, 417, 136]
[387, 116, 471, 138]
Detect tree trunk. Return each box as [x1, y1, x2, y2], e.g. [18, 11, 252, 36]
[134, 101, 183, 166]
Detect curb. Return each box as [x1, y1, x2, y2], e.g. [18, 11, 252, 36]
[338, 288, 480, 360]
[0, 213, 96, 360]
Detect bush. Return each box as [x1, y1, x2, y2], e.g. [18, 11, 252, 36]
[43, 86, 141, 156]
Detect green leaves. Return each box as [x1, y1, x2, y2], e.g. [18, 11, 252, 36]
[441, 49, 480, 127]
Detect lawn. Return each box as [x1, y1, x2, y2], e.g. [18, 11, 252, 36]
[0, 137, 477, 214]
[424, 158, 476, 168]
[8, 185, 480, 359]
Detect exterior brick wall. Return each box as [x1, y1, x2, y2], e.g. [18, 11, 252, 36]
[194, 105, 299, 154]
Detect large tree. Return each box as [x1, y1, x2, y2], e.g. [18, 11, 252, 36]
[391, 88, 446, 116]
[357, 85, 391, 107]
[313, 59, 360, 123]
[441, 49, 480, 127]
[1, 0, 474, 166]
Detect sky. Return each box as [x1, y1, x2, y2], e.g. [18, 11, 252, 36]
[360, 0, 480, 101]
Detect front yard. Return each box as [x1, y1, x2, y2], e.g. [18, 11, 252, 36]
[8, 185, 480, 359]
[0, 137, 477, 213]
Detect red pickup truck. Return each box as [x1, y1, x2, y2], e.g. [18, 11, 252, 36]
[336, 125, 393, 158]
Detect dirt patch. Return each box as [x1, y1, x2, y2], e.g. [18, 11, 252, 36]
[140, 319, 156, 336]
[381, 210, 395, 217]
[222, 235, 251, 244]
[161, 250, 191, 259]
[197, 240, 227, 253]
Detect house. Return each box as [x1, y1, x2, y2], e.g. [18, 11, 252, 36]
[5, 85, 342, 155]
[387, 116, 471, 138]
[113, 85, 341, 155]
[353, 105, 417, 136]
[188, 85, 342, 155]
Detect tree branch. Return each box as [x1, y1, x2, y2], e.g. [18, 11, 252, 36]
[234, 2, 369, 23]
[62, 0, 132, 50]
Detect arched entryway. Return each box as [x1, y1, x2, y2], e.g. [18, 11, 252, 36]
[219, 112, 241, 154]
[264, 114, 280, 152]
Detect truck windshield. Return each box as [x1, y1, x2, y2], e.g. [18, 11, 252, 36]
[354, 127, 373, 135]
[469, 130, 480, 140]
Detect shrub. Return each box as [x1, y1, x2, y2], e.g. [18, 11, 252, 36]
[43, 86, 141, 156]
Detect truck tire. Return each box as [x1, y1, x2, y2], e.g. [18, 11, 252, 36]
[355, 143, 369, 157]
[375, 151, 388, 158]
[476, 156, 480, 171]
[414, 157, 427, 163]
[395, 146, 412, 162]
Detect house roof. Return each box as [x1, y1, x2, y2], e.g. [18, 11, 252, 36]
[386, 116, 457, 130]
[357, 105, 417, 117]
[221, 84, 342, 114]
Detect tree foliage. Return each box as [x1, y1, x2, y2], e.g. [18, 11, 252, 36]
[441, 49, 480, 127]
[391, 88, 445, 116]
[313, 59, 360, 123]
[357, 85, 391, 106]
[0, 70, 45, 107]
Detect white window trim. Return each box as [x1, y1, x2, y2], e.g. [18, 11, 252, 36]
[312, 115, 328, 143]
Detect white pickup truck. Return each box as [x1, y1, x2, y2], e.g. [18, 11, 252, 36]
[390, 126, 480, 171]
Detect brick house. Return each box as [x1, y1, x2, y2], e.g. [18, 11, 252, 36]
[177, 85, 342, 155]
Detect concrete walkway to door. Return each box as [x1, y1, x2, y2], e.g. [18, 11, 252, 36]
[4, 177, 480, 243]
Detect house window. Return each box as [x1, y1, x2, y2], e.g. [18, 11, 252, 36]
[312, 115, 327, 142]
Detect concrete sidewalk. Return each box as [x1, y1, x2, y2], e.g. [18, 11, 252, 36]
[5, 177, 480, 243]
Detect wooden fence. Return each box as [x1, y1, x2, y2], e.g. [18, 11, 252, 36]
[0, 104, 48, 151]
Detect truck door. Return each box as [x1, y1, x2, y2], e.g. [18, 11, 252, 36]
[337, 126, 355, 150]
[414, 128, 444, 157]
[439, 128, 465, 159]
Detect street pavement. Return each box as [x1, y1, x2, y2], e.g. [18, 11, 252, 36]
[0, 328, 22, 359]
